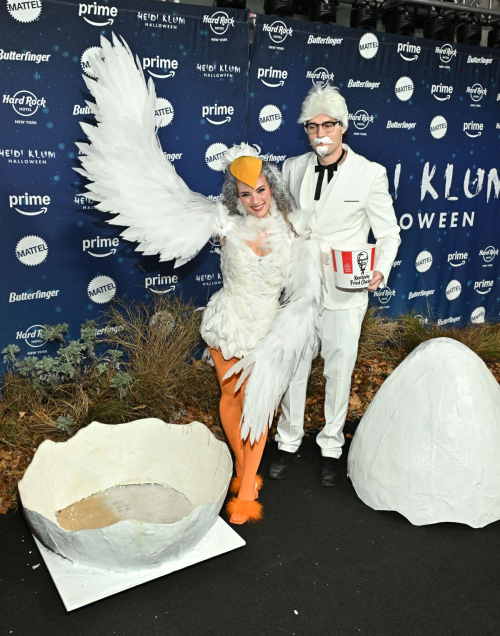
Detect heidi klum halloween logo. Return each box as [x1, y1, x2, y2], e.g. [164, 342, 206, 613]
[137, 12, 186, 30]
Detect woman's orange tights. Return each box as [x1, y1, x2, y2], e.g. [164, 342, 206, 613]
[208, 347, 267, 502]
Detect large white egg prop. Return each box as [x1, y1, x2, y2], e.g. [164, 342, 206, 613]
[348, 338, 500, 528]
[19, 419, 232, 571]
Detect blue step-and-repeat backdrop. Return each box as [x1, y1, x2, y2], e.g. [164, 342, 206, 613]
[1, 0, 499, 360]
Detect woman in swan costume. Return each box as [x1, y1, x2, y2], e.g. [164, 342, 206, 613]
[76, 35, 322, 524]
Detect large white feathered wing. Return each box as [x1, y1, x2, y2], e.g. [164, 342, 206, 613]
[75, 34, 226, 267]
[225, 238, 324, 444]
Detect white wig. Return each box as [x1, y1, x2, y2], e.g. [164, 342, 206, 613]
[297, 84, 349, 129]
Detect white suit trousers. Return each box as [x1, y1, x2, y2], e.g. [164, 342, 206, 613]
[276, 304, 367, 458]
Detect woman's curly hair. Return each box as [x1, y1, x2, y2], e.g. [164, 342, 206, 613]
[220, 161, 296, 234]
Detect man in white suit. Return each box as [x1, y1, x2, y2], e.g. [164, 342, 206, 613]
[269, 84, 401, 486]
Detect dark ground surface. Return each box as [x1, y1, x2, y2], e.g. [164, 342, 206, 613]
[2, 431, 500, 636]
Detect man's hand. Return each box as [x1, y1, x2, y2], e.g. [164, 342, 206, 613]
[367, 270, 384, 291]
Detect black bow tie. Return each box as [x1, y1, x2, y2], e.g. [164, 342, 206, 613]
[314, 149, 345, 201]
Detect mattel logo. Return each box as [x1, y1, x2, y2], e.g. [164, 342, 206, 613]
[358, 33, 379, 59]
[394, 77, 414, 101]
[205, 142, 228, 171]
[87, 275, 117, 303]
[445, 280, 462, 301]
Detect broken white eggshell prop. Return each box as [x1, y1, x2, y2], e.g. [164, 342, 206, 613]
[348, 338, 500, 528]
[18, 419, 232, 571]
[331, 243, 375, 289]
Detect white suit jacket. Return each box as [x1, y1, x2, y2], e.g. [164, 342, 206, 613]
[282, 144, 401, 310]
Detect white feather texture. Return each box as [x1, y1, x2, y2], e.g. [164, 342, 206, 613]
[220, 143, 260, 172]
[201, 204, 293, 360]
[75, 34, 229, 268]
[297, 84, 349, 129]
[224, 237, 324, 444]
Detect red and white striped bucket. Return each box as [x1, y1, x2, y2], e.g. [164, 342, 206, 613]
[331, 243, 376, 289]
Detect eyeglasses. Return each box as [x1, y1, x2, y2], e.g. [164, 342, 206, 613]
[304, 121, 342, 134]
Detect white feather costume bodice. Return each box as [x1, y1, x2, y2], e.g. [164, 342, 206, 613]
[201, 206, 293, 360]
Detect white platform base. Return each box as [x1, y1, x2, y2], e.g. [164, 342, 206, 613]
[32, 517, 245, 611]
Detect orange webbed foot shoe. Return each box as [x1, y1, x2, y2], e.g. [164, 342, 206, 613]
[226, 497, 264, 525]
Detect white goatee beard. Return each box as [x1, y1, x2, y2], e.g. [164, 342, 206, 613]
[311, 136, 332, 158]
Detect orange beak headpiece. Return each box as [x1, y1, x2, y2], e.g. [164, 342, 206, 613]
[229, 156, 263, 189]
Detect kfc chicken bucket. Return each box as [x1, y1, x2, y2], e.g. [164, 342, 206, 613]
[332, 243, 376, 289]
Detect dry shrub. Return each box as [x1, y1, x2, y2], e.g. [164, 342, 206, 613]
[396, 313, 500, 361]
[180, 359, 220, 413]
[357, 306, 402, 364]
[104, 295, 213, 419]
[299, 307, 500, 400]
